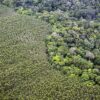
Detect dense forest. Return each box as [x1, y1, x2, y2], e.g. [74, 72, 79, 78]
[0, 0, 100, 99]
[1, 0, 100, 19]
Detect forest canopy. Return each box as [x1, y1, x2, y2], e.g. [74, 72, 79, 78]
[1, 0, 100, 19]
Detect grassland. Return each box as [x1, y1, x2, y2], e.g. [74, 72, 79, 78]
[0, 4, 15, 17]
[0, 6, 100, 100]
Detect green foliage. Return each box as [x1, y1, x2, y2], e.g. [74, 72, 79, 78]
[72, 55, 93, 69]
[52, 55, 62, 62]
[82, 81, 95, 87]
[17, 7, 33, 15]
[95, 76, 100, 85]
[94, 56, 100, 65]
[1, 14, 99, 99]
[62, 66, 82, 76]
[1, 0, 100, 19]
[0, 1, 100, 99]
[81, 72, 90, 81]
[43, 11, 100, 85]
[2, 0, 15, 7]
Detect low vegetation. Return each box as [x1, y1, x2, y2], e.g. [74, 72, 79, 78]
[0, 0, 100, 99]
[0, 4, 15, 17]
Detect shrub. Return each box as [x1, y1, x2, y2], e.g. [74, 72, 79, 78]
[44, 12, 100, 85]
[82, 81, 95, 87]
[17, 7, 33, 15]
[95, 76, 100, 85]
[94, 56, 100, 65]
[52, 55, 62, 63]
[81, 72, 90, 81]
